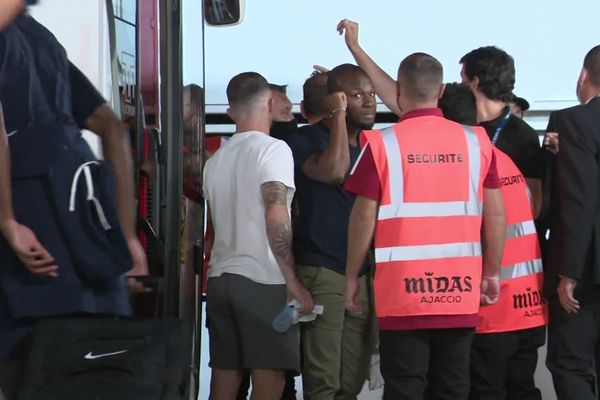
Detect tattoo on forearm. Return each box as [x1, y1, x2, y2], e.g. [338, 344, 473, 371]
[267, 221, 294, 264]
[261, 181, 288, 207]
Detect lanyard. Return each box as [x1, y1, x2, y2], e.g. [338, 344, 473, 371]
[491, 110, 512, 145]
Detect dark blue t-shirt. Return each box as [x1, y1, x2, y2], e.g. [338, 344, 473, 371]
[286, 123, 366, 275]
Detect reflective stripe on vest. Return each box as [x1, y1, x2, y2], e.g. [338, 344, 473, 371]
[368, 119, 492, 320]
[477, 148, 547, 334]
[377, 125, 482, 220]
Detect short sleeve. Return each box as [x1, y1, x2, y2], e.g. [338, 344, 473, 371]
[286, 130, 314, 170]
[344, 144, 381, 200]
[258, 140, 295, 190]
[69, 62, 106, 128]
[483, 151, 501, 189]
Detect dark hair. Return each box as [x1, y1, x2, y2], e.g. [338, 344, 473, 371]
[327, 63, 368, 93]
[438, 83, 477, 125]
[584, 45, 600, 87]
[398, 53, 443, 102]
[460, 46, 515, 102]
[303, 72, 328, 118]
[226, 72, 270, 108]
[268, 83, 287, 94]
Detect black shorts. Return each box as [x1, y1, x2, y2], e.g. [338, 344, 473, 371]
[206, 274, 299, 371]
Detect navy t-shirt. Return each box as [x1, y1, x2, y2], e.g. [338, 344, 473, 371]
[286, 123, 366, 275]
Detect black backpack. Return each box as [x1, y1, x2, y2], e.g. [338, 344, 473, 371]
[18, 318, 188, 400]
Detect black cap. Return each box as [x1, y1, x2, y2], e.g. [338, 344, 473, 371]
[511, 95, 530, 112]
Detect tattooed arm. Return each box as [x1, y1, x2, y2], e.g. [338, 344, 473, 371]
[261, 181, 314, 314]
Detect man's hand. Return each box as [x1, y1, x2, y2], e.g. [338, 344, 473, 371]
[544, 132, 559, 154]
[0, 220, 58, 277]
[312, 65, 330, 74]
[323, 92, 348, 116]
[557, 276, 579, 314]
[346, 277, 363, 314]
[480, 276, 500, 305]
[287, 278, 314, 317]
[337, 19, 360, 51]
[126, 237, 151, 294]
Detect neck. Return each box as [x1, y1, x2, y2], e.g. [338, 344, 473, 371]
[234, 118, 271, 135]
[347, 125, 361, 146]
[475, 95, 506, 123]
[582, 87, 600, 104]
[401, 100, 438, 115]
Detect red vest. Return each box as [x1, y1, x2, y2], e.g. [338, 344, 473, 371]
[476, 149, 547, 333]
[363, 117, 493, 319]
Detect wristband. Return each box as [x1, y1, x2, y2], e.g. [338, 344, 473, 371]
[329, 108, 346, 118]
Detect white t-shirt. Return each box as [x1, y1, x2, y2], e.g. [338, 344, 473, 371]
[203, 131, 295, 284]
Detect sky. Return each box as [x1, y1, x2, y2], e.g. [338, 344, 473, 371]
[192, 0, 600, 112]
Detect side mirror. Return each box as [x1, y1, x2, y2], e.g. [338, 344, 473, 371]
[204, 0, 245, 26]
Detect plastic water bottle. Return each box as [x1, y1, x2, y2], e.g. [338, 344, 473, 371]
[272, 302, 295, 333]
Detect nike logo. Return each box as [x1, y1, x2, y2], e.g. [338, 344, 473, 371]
[84, 350, 128, 360]
[6, 130, 17, 138]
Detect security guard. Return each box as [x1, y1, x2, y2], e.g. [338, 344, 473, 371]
[344, 53, 506, 400]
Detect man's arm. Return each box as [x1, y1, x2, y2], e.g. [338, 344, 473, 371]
[481, 187, 506, 305]
[0, 104, 58, 276]
[301, 92, 349, 185]
[345, 195, 378, 313]
[553, 113, 598, 279]
[337, 19, 401, 116]
[525, 178, 542, 218]
[261, 181, 313, 314]
[84, 104, 147, 276]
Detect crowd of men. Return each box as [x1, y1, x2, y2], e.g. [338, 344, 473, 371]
[203, 18, 600, 400]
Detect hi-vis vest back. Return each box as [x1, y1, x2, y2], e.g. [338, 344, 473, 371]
[362, 116, 493, 319]
[476, 149, 547, 333]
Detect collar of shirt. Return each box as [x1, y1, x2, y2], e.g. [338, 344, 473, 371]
[585, 94, 600, 104]
[399, 107, 443, 122]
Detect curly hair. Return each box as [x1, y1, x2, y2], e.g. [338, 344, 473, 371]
[438, 83, 477, 125]
[460, 46, 515, 102]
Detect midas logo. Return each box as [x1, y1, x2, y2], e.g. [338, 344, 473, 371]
[404, 272, 473, 294]
[513, 287, 546, 310]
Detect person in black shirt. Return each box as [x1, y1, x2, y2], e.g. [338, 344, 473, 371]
[460, 46, 543, 218]
[286, 63, 375, 399]
[460, 46, 545, 400]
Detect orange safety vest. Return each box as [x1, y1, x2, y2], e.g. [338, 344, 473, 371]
[476, 149, 547, 333]
[362, 116, 493, 319]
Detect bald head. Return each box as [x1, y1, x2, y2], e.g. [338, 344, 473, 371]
[226, 72, 271, 115]
[397, 53, 443, 103]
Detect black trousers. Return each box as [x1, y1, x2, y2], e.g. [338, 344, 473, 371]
[470, 326, 545, 400]
[547, 287, 600, 400]
[379, 328, 475, 400]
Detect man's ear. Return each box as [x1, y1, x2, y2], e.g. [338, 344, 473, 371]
[581, 68, 590, 85]
[438, 83, 446, 100]
[268, 96, 274, 114]
[300, 100, 307, 120]
[471, 76, 480, 92]
[226, 107, 234, 121]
